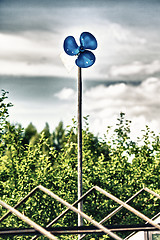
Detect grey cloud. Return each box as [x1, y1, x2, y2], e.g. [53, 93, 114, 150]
[0, 53, 59, 66]
[0, 7, 60, 33]
[0, 0, 118, 9]
[0, 0, 67, 34]
[1, 0, 160, 34]
[100, 0, 160, 29]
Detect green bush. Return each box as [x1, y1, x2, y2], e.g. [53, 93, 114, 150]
[0, 90, 160, 240]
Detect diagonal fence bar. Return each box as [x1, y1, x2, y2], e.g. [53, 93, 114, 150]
[0, 185, 123, 240]
[79, 187, 145, 239]
[144, 187, 160, 200]
[124, 188, 160, 240]
[94, 186, 160, 231]
[33, 187, 144, 240]
[1, 185, 160, 240]
[80, 187, 160, 240]
[31, 187, 95, 240]
[99, 188, 145, 224]
[0, 200, 58, 240]
[36, 186, 160, 240]
[0, 185, 95, 240]
[44, 186, 95, 227]
[0, 186, 38, 223]
[38, 185, 123, 240]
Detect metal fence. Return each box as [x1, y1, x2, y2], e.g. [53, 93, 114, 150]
[0, 186, 160, 240]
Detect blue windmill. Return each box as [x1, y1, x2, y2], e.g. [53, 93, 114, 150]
[63, 32, 97, 230]
[63, 32, 97, 68]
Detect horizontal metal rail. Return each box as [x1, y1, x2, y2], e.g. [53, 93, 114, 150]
[0, 224, 160, 236]
[1, 185, 160, 240]
[80, 187, 145, 239]
[31, 187, 95, 240]
[0, 200, 58, 240]
[80, 187, 160, 240]
[45, 186, 95, 227]
[0, 186, 122, 240]
[38, 185, 123, 240]
[95, 186, 160, 231]
[124, 188, 160, 240]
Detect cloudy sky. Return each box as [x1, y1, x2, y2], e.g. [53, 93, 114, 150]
[0, 0, 160, 138]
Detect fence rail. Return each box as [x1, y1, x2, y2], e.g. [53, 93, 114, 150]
[1, 185, 160, 240]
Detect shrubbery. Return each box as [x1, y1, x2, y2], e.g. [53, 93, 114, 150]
[0, 90, 160, 240]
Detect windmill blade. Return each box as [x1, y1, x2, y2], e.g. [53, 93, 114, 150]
[64, 36, 79, 56]
[80, 32, 97, 50]
[76, 50, 96, 68]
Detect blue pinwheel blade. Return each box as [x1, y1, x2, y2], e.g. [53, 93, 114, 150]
[76, 50, 96, 68]
[80, 32, 97, 50]
[64, 36, 79, 56]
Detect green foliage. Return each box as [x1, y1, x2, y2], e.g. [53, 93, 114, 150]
[0, 91, 160, 240]
[23, 122, 38, 145]
[51, 121, 66, 150]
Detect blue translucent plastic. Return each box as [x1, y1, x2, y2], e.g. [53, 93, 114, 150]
[64, 36, 79, 56]
[80, 32, 97, 50]
[63, 32, 97, 68]
[76, 50, 95, 68]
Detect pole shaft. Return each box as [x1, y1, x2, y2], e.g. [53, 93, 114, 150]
[78, 67, 83, 227]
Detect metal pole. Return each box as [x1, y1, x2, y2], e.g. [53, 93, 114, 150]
[78, 67, 83, 228]
[31, 187, 95, 240]
[38, 185, 123, 240]
[1, 224, 159, 236]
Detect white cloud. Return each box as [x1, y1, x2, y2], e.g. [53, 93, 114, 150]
[82, 77, 160, 137]
[0, 21, 148, 80]
[107, 23, 146, 45]
[0, 32, 66, 76]
[0, 33, 56, 57]
[53, 77, 160, 138]
[55, 88, 76, 100]
[0, 60, 65, 76]
[108, 61, 160, 79]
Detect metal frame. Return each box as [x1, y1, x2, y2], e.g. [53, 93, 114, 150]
[0, 200, 57, 240]
[1, 185, 160, 240]
[0, 224, 159, 236]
